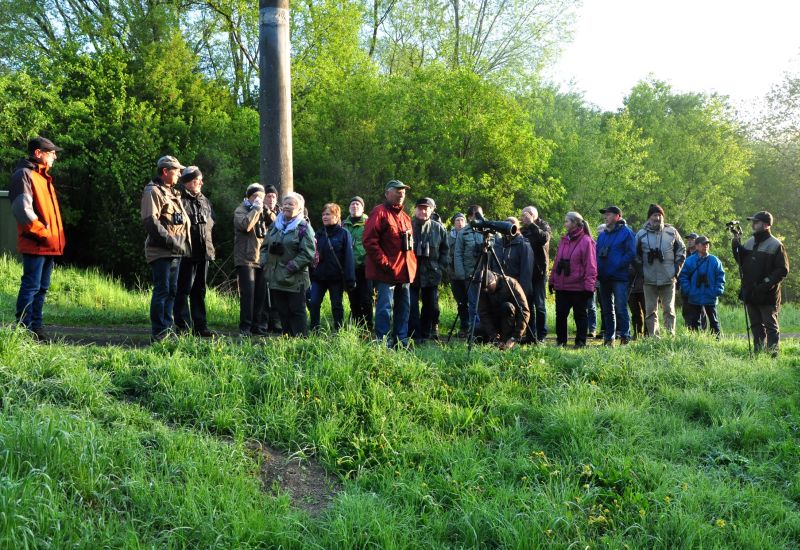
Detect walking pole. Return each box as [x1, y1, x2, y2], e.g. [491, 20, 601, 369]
[732, 232, 753, 358]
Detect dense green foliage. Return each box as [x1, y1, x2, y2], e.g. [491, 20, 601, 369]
[1, 261, 800, 547]
[0, 0, 795, 299]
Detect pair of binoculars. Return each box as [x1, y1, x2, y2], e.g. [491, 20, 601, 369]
[555, 258, 571, 276]
[269, 241, 285, 256]
[171, 212, 185, 226]
[400, 230, 414, 252]
[647, 248, 664, 264]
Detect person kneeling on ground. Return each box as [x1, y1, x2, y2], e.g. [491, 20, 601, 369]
[478, 271, 530, 351]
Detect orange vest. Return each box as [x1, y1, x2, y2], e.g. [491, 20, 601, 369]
[16, 163, 66, 256]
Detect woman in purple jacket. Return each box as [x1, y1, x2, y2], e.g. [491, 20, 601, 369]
[549, 211, 598, 347]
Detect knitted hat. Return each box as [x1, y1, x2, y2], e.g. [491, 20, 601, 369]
[264, 184, 278, 195]
[451, 212, 466, 223]
[647, 203, 665, 218]
[179, 166, 202, 183]
[246, 183, 265, 197]
[349, 196, 365, 208]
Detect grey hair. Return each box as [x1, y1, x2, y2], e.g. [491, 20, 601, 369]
[565, 211, 584, 225]
[522, 206, 538, 218]
[282, 191, 305, 210]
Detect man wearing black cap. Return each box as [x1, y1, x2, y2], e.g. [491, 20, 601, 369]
[732, 211, 790, 356]
[343, 195, 373, 330]
[679, 236, 725, 336]
[408, 197, 448, 343]
[634, 203, 686, 336]
[173, 166, 216, 337]
[596, 206, 636, 345]
[363, 180, 418, 347]
[10, 137, 66, 341]
[141, 155, 192, 342]
[680, 232, 705, 330]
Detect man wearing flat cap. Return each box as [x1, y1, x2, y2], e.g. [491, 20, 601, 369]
[732, 211, 790, 357]
[596, 206, 636, 345]
[363, 180, 418, 347]
[141, 155, 192, 342]
[10, 137, 66, 341]
[173, 166, 216, 337]
[408, 197, 448, 343]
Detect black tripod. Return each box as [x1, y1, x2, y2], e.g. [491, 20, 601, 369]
[446, 231, 536, 352]
[732, 234, 753, 357]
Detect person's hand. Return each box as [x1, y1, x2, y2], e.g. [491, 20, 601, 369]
[251, 196, 264, 211]
[285, 260, 299, 273]
[500, 337, 517, 351]
[548, 282, 554, 295]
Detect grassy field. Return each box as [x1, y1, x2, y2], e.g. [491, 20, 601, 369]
[2, 257, 800, 547]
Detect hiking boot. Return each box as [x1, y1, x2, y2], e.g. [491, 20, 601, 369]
[30, 327, 49, 342]
[194, 328, 217, 338]
[620, 337, 630, 346]
[603, 339, 614, 347]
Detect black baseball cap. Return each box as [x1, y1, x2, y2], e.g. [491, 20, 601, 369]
[599, 205, 621, 215]
[27, 137, 63, 155]
[686, 232, 699, 240]
[694, 235, 711, 246]
[747, 211, 773, 225]
[416, 197, 435, 208]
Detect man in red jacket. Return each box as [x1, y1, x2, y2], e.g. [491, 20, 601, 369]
[10, 137, 66, 341]
[363, 180, 418, 347]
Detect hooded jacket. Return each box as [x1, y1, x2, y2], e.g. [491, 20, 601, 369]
[454, 225, 484, 281]
[312, 223, 356, 285]
[549, 227, 597, 293]
[9, 158, 65, 256]
[141, 178, 191, 263]
[262, 213, 316, 293]
[596, 219, 636, 282]
[635, 222, 686, 286]
[177, 186, 215, 261]
[492, 234, 534, 297]
[733, 230, 789, 306]
[363, 202, 418, 284]
[343, 214, 369, 268]
[679, 253, 725, 306]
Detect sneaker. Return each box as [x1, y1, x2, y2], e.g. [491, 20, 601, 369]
[588, 331, 596, 339]
[150, 330, 174, 344]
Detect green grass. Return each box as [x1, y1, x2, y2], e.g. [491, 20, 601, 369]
[2, 257, 800, 547]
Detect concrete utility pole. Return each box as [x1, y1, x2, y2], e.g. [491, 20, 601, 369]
[259, 0, 293, 196]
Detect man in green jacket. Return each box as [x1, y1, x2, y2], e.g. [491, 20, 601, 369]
[343, 196, 373, 330]
[408, 197, 449, 342]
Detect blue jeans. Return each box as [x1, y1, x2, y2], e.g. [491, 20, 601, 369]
[150, 257, 180, 337]
[16, 254, 55, 330]
[531, 278, 547, 340]
[599, 279, 631, 340]
[587, 291, 598, 333]
[309, 280, 345, 330]
[374, 282, 410, 345]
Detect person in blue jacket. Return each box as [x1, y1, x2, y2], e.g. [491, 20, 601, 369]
[596, 206, 636, 345]
[679, 235, 725, 336]
[309, 203, 356, 331]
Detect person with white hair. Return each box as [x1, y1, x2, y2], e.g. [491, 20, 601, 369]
[261, 192, 316, 336]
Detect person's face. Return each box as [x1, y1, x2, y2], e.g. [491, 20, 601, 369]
[752, 220, 767, 234]
[35, 149, 58, 169]
[603, 212, 620, 226]
[468, 209, 483, 222]
[185, 176, 203, 195]
[162, 167, 181, 186]
[697, 242, 710, 256]
[283, 197, 301, 218]
[265, 192, 278, 210]
[385, 187, 405, 206]
[415, 205, 432, 221]
[349, 201, 363, 218]
[322, 208, 339, 226]
[686, 238, 695, 250]
[564, 217, 577, 231]
[648, 212, 663, 225]
[454, 217, 466, 231]
[521, 209, 535, 226]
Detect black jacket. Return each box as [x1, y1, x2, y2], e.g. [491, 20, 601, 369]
[491, 234, 534, 297]
[478, 275, 530, 340]
[178, 188, 215, 261]
[732, 230, 789, 306]
[521, 218, 551, 281]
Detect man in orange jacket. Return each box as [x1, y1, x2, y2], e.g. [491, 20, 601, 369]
[10, 137, 66, 341]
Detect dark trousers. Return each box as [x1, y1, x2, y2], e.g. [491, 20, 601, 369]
[273, 289, 308, 337]
[237, 265, 266, 333]
[309, 280, 345, 330]
[746, 303, 780, 353]
[450, 279, 469, 332]
[409, 285, 440, 339]
[16, 253, 55, 330]
[556, 290, 591, 347]
[347, 266, 373, 329]
[174, 258, 209, 332]
[682, 292, 707, 329]
[531, 277, 547, 340]
[259, 283, 282, 333]
[684, 303, 720, 335]
[150, 257, 180, 337]
[628, 292, 646, 338]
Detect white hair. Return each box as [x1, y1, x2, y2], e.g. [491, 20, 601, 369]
[282, 191, 305, 210]
[522, 206, 538, 218]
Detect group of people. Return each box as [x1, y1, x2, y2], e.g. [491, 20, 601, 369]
[10, 137, 791, 356]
